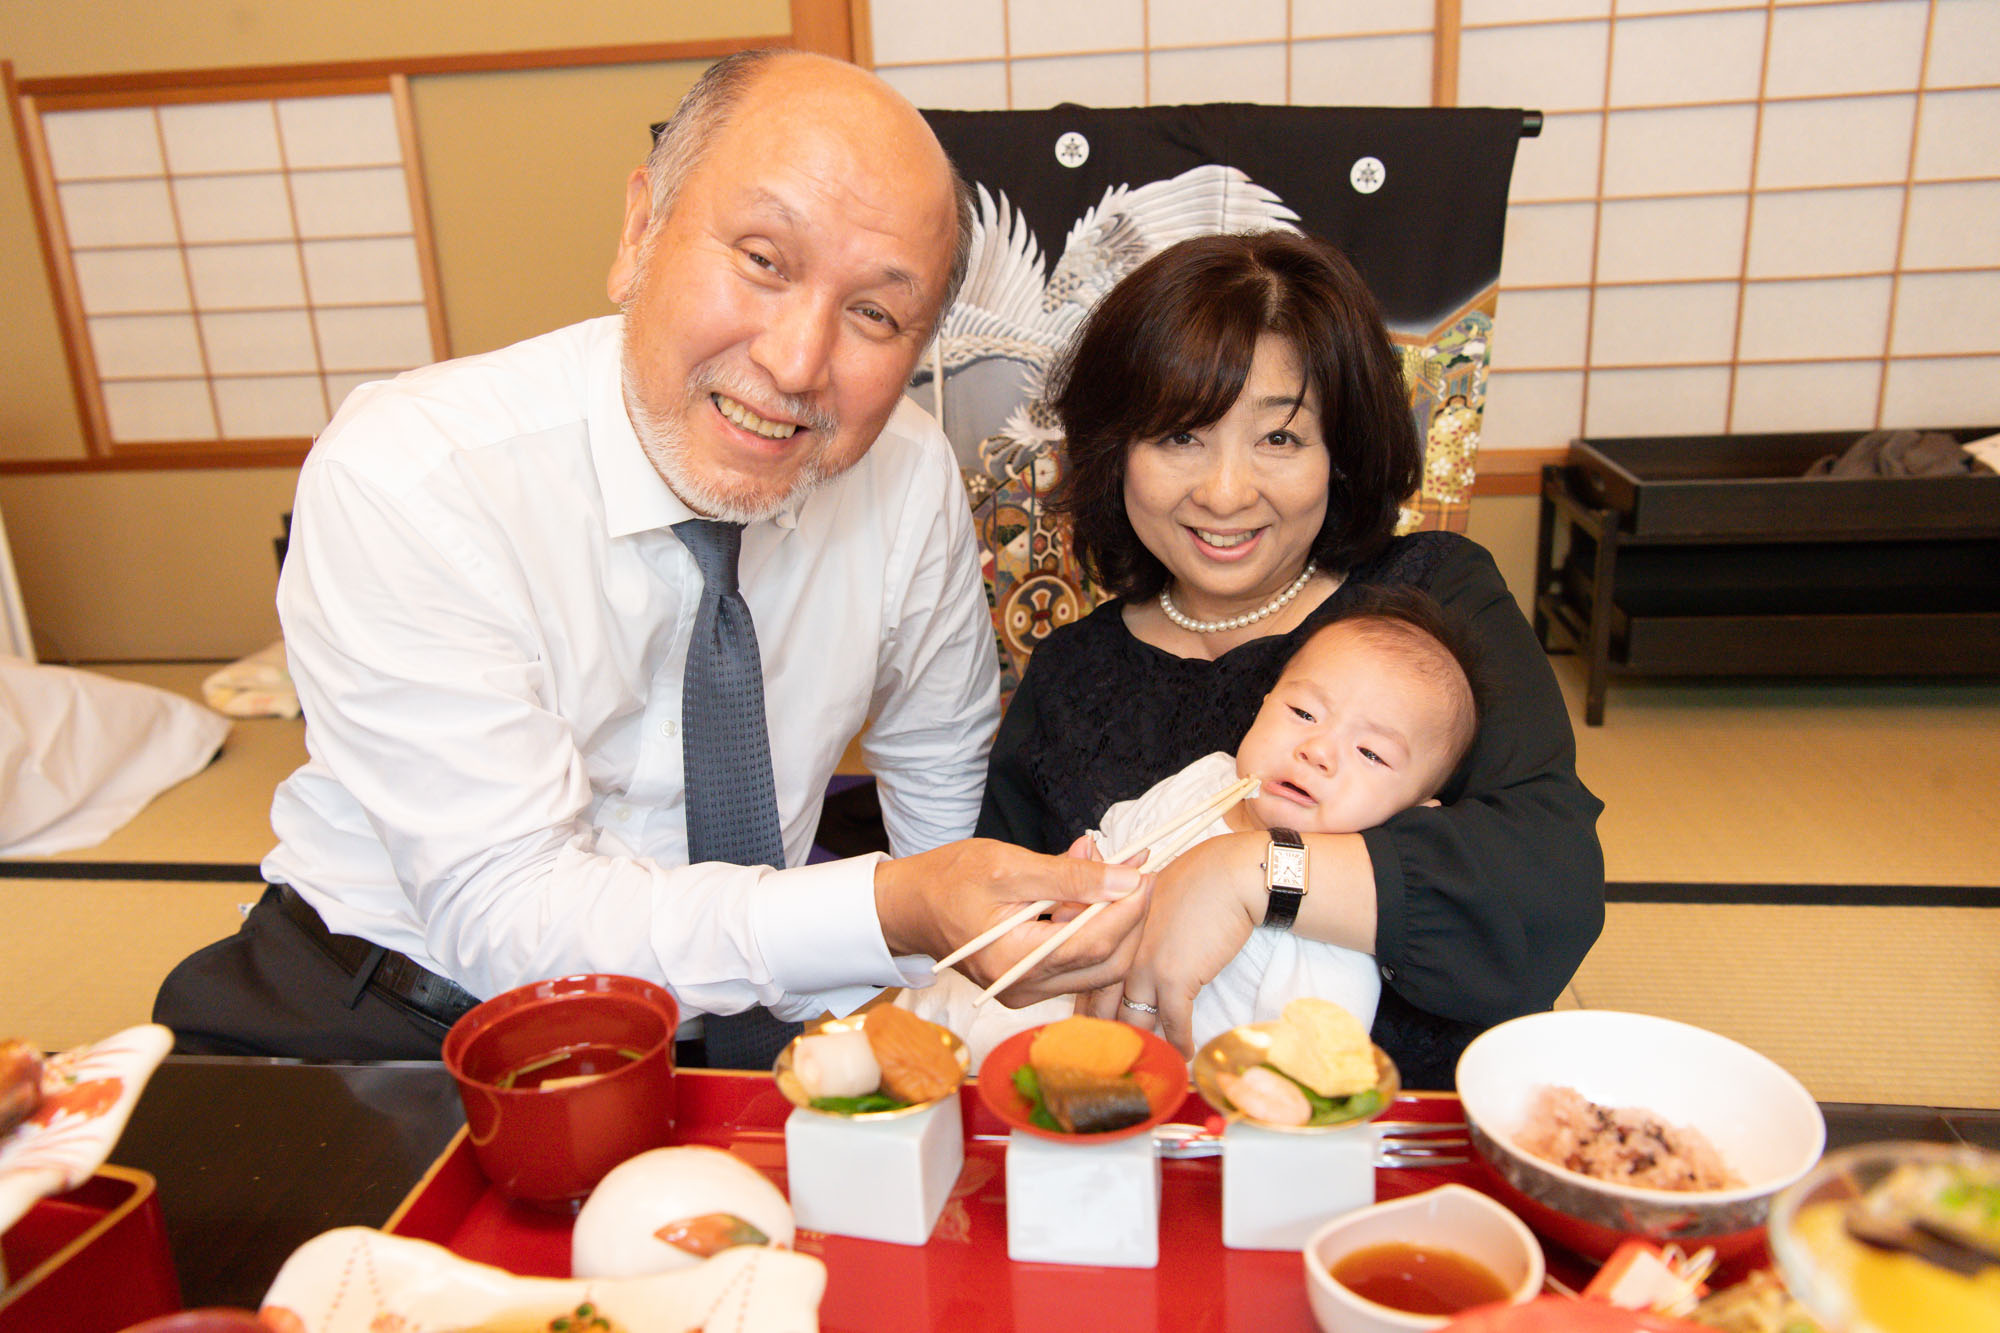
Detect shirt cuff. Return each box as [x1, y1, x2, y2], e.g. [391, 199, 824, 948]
[753, 852, 917, 995]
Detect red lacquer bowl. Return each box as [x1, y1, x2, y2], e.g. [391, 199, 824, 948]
[442, 973, 679, 1209]
[975, 1023, 1188, 1144]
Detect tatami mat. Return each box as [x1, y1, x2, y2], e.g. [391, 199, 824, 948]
[5, 657, 1997, 1106]
[1563, 902, 2000, 1108]
[1554, 656, 2000, 888]
[0, 877, 256, 1053]
[1552, 656, 2000, 1108]
[0, 663, 284, 1051]
[42, 661, 305, 865]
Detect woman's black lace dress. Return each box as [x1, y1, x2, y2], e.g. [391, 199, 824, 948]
[975, 532, 1606, 1090]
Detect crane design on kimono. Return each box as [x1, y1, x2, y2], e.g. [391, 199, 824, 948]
[914, 163, 1301, 486]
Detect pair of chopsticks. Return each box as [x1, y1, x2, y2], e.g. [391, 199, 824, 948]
[931, 775, 1260, 1005]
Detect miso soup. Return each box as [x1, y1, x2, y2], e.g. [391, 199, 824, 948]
[498, 1042, 642, 1090]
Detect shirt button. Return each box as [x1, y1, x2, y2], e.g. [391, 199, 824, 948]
[660, 719, 678, 739]
[614, 805, 633, 822]
[1379, 964, 1396, 981]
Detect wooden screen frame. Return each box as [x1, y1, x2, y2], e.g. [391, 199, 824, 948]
[14, 73, 447, 467]
[1453, 2, 1997, 451]
[857, 0, 1998, 493]
[2, 0, 857, 472]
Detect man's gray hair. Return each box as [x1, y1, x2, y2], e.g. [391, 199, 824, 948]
[643, 48, 976, 315]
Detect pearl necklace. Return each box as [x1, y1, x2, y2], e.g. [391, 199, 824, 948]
[1159, 562, 1318, 634]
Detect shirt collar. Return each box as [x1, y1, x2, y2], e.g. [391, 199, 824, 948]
[587, 315, 803, 538]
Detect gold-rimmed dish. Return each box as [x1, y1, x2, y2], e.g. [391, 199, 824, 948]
[1192, 1022, 1399, 1133]
[772, 1010, 969, 1122]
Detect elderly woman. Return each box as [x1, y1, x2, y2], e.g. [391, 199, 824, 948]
[975, 231, 1604, 1089]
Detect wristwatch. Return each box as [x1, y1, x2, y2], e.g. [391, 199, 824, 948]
[1262, 828, 1308, 930]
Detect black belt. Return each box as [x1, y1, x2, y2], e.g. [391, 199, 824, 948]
[275, 884, 482, 1028]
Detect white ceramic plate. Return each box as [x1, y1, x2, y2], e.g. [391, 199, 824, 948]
[0, 1022, 173, 1233]
[261, 1228, 827, 1333]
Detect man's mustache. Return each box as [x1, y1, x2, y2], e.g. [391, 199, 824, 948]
[688, 364, 839, 438]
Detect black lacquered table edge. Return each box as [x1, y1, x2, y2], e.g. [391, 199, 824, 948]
[108, 1056, 467, 1311]
[106, 1055, 2000, 1313]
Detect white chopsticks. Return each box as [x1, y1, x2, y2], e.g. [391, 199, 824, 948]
[1098, 774, 1260, 867]
[929, 775, 1259, 976]
[964, 775, 1260, 1006]
[930, 899, 1055, 973]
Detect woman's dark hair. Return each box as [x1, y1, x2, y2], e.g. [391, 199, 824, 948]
[1049, 230, 1422, 599]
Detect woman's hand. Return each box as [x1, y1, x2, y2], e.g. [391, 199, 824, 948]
[1091, 830, 1267, 1055]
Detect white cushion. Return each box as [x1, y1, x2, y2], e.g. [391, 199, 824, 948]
[0, 656, 229, 856]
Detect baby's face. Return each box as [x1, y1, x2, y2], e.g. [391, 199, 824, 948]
[1234, 623, 1458, 835]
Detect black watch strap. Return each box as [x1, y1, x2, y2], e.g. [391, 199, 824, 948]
[1263, 827, 1308, 931]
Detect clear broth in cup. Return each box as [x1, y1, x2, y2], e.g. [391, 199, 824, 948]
[497, 1041, 642, 1091]
[1331, 1242, 1512, 1315]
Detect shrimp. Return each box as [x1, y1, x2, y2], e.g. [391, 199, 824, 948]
[1218, 1065, 1312, 1127]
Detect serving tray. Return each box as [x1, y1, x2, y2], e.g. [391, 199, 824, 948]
[385, 1071, 1504, 1332]
[0, 1165, 179, 1332]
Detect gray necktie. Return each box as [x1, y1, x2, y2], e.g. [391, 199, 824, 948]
[673, 518, 802, 1069]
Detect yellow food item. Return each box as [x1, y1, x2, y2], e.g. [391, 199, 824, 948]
[861, 1003, 961, 1105]
[1028, 1015, 1144, 1079]
[1265, 997, 1376, 1098]
[1794, 1199, 2000, 1333]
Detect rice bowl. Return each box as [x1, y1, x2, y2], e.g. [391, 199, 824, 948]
[1455, 1010, 1825, 1256]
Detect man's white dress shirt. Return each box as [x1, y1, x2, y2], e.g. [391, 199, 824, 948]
[264, 316, 999, 1024]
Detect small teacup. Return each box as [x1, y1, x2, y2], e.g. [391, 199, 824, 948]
[442, 973, 679, 1209]
[1303, 1184, 1545, 1333]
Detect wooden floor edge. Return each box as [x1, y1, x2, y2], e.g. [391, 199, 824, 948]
[1471, 448, 1564, 497]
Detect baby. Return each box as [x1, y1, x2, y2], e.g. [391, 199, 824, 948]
[905, 583, 1485, 1062]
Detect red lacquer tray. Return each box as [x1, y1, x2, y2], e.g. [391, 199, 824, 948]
[0, 1166, 180, 1333]
[387, 1071, 1512, 1333]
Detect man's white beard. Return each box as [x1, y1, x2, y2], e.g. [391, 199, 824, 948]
[621, 350, 842, 526]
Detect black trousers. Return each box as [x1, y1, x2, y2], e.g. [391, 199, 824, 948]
[155, 885, 717, 1068]
[153, 886, 455, 1061]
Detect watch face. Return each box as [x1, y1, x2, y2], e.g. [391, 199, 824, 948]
[1269, 844, 1309, 889]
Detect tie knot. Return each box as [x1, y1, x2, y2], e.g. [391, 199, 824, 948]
[673, 518, 744, 595]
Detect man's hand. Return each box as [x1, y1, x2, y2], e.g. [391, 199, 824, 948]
[874, 838, 1149, 1005]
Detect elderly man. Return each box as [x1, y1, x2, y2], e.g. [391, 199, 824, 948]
[154, 50, 1147, 1066]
